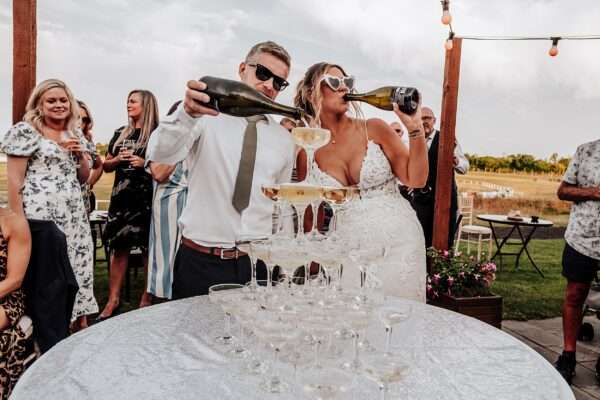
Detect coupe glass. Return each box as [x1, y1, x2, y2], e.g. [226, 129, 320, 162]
[208, 283, 244, 345]
[378, 304, 412, 354]
[362, 352, 408, 400]
[291, 127, 331, 184]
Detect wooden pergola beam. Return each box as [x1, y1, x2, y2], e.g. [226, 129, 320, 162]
[13, 0, 37, 124]
[432, 37, 462, 251]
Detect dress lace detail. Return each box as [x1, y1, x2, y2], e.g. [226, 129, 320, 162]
[313, 141, 426, 302]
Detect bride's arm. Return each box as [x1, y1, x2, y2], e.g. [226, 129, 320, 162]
[368, 112, 428, 188]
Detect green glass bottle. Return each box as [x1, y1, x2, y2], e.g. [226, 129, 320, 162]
[199, 76, 305, 121]
[344, 86, 420, 115]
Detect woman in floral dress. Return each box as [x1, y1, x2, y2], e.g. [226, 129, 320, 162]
[97, 90, 158, 320]
[0, 79, 98, 330]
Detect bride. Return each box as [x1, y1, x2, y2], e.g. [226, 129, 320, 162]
[294, 62, 429, 302]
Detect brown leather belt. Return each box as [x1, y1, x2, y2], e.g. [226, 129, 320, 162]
[181, 237, 247, 260]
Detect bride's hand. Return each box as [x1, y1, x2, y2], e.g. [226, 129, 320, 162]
[393, 103, 424, 134]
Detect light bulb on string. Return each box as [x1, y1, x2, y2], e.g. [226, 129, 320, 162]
[548, 37, 560, 57]
[441, 0, 452, 25]
[445, 31, 455, 51]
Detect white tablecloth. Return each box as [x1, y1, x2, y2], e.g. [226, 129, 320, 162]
[11, 296, 574, 400]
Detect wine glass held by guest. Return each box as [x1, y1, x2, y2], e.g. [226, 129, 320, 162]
[0, 79, 98, 330]
[99, 90, 158, 320]
[146, 41, 296, 299]
[293, 63, 429, 302]
[0, 208, 34, 399]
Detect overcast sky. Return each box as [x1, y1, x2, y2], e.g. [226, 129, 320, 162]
[2, 0, 600, 158]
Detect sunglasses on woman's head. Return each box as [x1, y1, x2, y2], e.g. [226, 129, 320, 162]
[246, 63, 289, 91]
[81, 117, 91, 124]
[320, 74, 355, 92]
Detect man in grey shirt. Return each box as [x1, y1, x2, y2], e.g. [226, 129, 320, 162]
[554, 138, 600, 385]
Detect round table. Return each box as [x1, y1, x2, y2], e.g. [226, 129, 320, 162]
[477, 214, 554, 277]
[12, 296, 573, 400]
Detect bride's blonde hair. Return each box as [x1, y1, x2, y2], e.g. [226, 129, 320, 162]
[293, 62, 364, 128]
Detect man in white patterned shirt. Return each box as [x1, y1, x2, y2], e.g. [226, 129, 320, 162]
[554, 138, 600, 385]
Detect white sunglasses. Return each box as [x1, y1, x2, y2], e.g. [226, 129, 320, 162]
[320, 74, 355, 92]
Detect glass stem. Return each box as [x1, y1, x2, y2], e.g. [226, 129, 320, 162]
[295, 204, 306, 239]
[380, 384, 388, 400]
[353, 331, 360, 366]
[224, 313, 232, 340]
[306, 149, 315, 184]
[385, 326, 392, 354]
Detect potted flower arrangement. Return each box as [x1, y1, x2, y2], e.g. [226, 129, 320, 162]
[426, 247, 503, 328]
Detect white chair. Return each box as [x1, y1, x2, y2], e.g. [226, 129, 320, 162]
[454, 193, 493, 261]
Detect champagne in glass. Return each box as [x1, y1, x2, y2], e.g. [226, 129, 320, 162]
[120, 139, 136, 171]
[278, 183, 323, 240]
[59, 131, 81, 168]
[321, 186, 360, 235]
[291, 127, 331, 184]
[261, 184, 280, 201]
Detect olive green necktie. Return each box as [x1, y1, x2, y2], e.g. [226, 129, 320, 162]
[232, 115, 266, 213]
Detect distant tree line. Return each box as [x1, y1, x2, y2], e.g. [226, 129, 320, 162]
[465, 153, 571, 174]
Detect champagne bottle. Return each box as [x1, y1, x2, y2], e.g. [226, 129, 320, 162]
[198, 76, 305, 121]
[344, 86, 420, 115]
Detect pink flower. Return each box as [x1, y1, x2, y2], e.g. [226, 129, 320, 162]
[455, 251, 462, 257]
[474, 273, 481, 280]
[432, 273, 441, 284]
[447, 277, 455, 286]
[459, 271, 465, 278]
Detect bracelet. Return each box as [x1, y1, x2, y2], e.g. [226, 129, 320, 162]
[408, 129, 424, 139]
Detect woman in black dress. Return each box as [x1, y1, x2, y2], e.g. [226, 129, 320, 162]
[98, 90, 158, 320]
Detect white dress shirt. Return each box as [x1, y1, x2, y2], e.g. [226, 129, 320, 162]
[146, 104, 295, 248]
[426, 130, 469, 175]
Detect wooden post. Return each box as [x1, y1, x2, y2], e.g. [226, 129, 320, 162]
[13, 0, 37, 124]
[432, 37, 462, 251]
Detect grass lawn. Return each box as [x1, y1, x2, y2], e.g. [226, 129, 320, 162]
[488, 238, 566, 321]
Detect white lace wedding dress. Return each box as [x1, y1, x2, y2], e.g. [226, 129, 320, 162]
[313, 140, 426, 302]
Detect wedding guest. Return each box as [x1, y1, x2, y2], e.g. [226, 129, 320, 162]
[147, 41, 295, 298]
[98, 90, 158, 320]
[554, 138, 600, 385]
[0, 208, 34, 399]
[146, 102, 189, 301]
[410, 106, 469, 248]
[1, 78, 98, 331]
[77, 100, 103, 214]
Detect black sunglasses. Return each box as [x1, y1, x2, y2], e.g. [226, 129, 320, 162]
[81, 117, 91, 124]
[247, 63, 289, 91]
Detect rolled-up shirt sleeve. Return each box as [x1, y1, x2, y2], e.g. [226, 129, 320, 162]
[563, 145, 582, 185]
[454, 141, 469, 175]
[147, 103, 203, 165]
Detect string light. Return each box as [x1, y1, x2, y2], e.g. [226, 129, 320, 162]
[548, 37, 560, 57]
[441, 0, 452, 25]
[445, 31, 455, 50]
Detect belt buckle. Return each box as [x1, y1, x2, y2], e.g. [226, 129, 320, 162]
[219, 247, 238, 260]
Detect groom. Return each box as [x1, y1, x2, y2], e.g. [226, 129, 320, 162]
[146, 41, 296, 298]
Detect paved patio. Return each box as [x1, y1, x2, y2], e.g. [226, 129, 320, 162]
[504, 317, 600, 400]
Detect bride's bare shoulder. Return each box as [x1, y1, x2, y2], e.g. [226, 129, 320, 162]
[364, 118, 395, 141]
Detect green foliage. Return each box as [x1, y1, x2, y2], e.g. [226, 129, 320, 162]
[466, 153, 570, 174]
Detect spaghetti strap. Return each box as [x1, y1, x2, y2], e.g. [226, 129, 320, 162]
[362, 119, 369, 149]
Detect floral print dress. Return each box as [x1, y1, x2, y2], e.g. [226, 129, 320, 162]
[0, 122, 98, 320]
